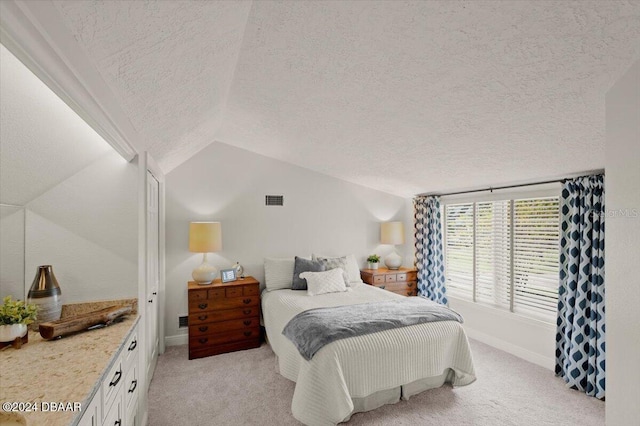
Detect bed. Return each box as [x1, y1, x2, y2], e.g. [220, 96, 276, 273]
[262, 283, 477, 426]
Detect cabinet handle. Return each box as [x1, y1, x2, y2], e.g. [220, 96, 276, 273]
[128, 340, 137, 351]
[153, 291, 157, 295]
[243, 331, 252, 337]
[243, 299, 251, 304]
[243, 320, 251, 326]
[115, 420, 121, 426]
[198, 315, 208, 321]
[243, 309, 252, 315]
[198, 303, 208, 309]
[148, 299, 153, 303]
[198, 326, 208, 332]
[109, 370, 122, 387]
[198, 337, 208, 344]
[128, 379, 138, 393]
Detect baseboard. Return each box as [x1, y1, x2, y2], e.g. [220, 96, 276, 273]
[464, 326, 555, 371]
[165, 333, 188, 346]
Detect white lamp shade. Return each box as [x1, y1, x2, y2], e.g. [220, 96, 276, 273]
[380, 221, 405, 245]
[189, 222, 222, 253]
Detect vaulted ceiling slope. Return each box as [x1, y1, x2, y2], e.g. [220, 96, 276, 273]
[51, 1, 640, 196]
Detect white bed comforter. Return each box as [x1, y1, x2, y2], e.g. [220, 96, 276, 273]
[262, 284, 476, 426]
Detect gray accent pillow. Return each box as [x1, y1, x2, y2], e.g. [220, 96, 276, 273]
[292, 257, 326, 290]
[316, 257, 351, 287]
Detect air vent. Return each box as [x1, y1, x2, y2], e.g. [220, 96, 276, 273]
[178, 315, 188, 328]
[265, 195, 284, 206]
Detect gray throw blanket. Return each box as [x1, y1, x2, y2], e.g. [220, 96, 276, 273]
[282, 297, 463, 360]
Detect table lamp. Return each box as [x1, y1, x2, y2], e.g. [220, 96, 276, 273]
[189, 222, 222, 285]
[381, 221, 404, 270]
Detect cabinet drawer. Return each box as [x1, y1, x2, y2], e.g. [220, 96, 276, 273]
[77, 391, 101, 426]
[189, 295, 259, 312]
[189, 306, 259, 325]
[189, 338, 261, 359]
[385, 274, 397, 283]
[102, 358, 123, 421]
[189, 289, 208, 302]
[243, 285, 259, 296]
[189, 317, 259, 336]
[208, 296, 259, 310]
[103, 394, 122, 426]
[373, 275, 385, 284]
[124, 365, 138, 411]
[208, 288, 225, 299]
[396, 273, 407, 282]
[189, 327, 260, 349]
[226, 287, 243, 298]
[122, 330, 139, 373]
[189, 300, 215, 312]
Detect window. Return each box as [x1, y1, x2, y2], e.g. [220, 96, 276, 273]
[444, 196, 559, 322]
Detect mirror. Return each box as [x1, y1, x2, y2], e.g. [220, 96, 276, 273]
[0, 43, 138, 304]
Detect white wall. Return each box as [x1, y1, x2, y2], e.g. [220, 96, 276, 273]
[449, 297, 556, 369]
[605, 59, 640, 426]
[165, 141, 413, 342]
[0, 205, 25, 299]
[24, 151, 138, 303]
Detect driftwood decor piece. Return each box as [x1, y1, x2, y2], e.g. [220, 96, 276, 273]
[38, 305, 132, 340]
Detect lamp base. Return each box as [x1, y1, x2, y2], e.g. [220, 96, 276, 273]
[384, 251, 402, 270]
[192, 254, 218, 285]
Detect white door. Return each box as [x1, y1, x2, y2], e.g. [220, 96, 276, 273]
[146, 171, 159, 383]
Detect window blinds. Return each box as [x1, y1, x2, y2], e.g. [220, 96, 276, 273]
[444, 197, 559, 322]
[512, 197, 560, 317]
[444, 203, 474, 297]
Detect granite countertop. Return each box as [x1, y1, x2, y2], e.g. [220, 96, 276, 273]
[0, 301, 139, 426]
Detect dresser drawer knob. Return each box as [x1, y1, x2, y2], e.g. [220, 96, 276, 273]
[198, 303, 208, 310]
[243, 331, 252, 337]
[198, 337, 208, 344]
[109, 370, 122, 387]
[198, 315, 208, 321]
[243, 298, 251, 304]
[243, 309, 252, 315]
[198, 326, 208, 332]
[243, 320, 251, 326]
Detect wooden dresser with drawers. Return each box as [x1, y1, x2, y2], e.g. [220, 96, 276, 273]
[187, 276, 261, 359]
[360, 267, 418, 297]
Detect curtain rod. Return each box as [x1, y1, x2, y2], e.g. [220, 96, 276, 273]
[416, 172, 604, 198]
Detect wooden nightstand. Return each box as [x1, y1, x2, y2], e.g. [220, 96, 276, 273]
[187, 276, 261, 359]
[360, 267, 418, 297]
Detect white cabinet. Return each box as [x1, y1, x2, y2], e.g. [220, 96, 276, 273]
[77, 392, 101, 426]
[77, 323, 140, 426]
[146, 171, 160, 385]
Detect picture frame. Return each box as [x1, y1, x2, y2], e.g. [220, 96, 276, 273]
[220, 268, 237, 283]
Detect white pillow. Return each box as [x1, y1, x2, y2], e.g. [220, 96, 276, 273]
[264, 257, 295, 291]
[301, 269, 349, 296]
[313, 253, 363, 284]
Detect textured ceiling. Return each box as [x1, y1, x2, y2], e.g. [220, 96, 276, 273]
[0, 44, 112, 206]
[53, 0, 252, 172]
[52, 1, 640, 196]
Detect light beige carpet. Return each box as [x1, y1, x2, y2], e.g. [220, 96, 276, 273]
[148, 339, 604, 425]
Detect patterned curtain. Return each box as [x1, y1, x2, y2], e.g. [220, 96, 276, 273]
[414, 196, 447, 305]
[556, 175, 605, 399]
